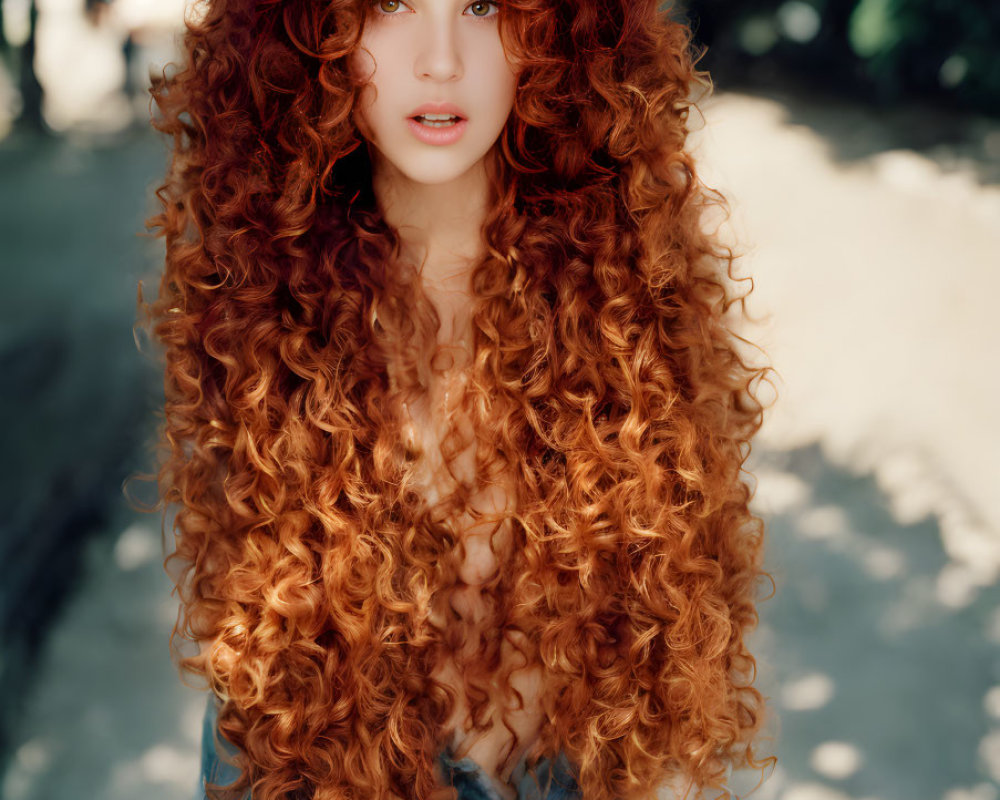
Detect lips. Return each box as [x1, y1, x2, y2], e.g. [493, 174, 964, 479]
[407, 101, 468, 121]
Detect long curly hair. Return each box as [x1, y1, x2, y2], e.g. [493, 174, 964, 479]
[142, 0, 774, 798]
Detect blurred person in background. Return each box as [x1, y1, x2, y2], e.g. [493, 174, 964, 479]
[84, 0, 138, 100]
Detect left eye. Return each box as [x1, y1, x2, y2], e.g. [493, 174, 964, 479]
[465, 1, 498, 16]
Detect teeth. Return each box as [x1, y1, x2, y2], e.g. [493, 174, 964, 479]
[416, 114, 459, 128]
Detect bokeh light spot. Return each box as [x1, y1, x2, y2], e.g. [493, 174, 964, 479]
[739, 16, 780, 56]
[753, 468, 811, 515]
[984, 687, 1000, 720]
[849, 0, 900, 58]
[862, 546, 906, 580]
[979, 729, 1000, 783]
[810, 741, 864, 780]
[1, 738, 52, 800]
[796, 505, 850, 542]
[778, 1, 821, 43]
[781, 672, 836, 711]
[114, 523, 159, 571]
[939, 54, 970, 89]
[782, 781, 853, 800]
[943, 784, 1000, 800]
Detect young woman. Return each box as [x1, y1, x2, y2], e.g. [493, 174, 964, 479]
[143, 0, 773, 798]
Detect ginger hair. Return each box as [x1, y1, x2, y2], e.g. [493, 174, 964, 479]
[142, 0, 774, 798]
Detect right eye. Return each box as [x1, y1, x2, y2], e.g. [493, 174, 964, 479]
[374, 0, 410, 14]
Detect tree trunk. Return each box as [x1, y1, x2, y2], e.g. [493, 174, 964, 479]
[16, 0, 48, 134]
[0, 0, 8, 55]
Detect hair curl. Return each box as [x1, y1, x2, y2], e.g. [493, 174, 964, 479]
[142, 0, 775, 798]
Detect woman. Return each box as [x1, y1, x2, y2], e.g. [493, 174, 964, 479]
[143, 0, 773, 798]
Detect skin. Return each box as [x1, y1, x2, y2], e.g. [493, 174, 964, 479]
[350, 0, 517, 296]
[351, 4, 543, 795]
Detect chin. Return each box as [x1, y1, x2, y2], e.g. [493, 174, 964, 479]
[398, 155, 484, 187]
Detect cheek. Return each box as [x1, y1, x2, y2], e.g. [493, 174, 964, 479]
[491, 69, 517, 120]
[489, 50, 517, 114]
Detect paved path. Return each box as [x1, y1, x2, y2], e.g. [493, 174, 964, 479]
[692, 91, 1000, 595]
[2, 90, 998, 800]
[0, 130, 205, 800]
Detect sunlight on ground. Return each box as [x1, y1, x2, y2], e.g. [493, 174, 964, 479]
[1, 508, 206, 800]
[980, 733, 1000, 784]
[114, 521, 160, 571]
[749, 446, 1000, 799]
[752, 467, 811, 516]
[780, 673, 837, 712]
[2, 738, 52, 800]
[984, 688, 1000, 720]
[781, 783, 859, 800]
[809, 742, 863, 781]
[691, 93, 1000, 615]
[859, 545, 905, 582]
[108, 742, 199, 795]
[943, 786, 999, 800]
[796, 506, 851, 543]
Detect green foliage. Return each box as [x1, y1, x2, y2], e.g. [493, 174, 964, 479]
[848, 0, 900, 58]
[678, 0, 1000, 115]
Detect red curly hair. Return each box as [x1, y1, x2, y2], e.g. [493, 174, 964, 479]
[142, 0, 774, 798]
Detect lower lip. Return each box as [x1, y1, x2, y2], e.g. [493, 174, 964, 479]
[407, 117, 468, 146]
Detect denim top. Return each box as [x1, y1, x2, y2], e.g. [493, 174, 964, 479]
[198, 693, 581, 800]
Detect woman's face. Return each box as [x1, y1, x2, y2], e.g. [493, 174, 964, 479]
[351, 0, 518, 186]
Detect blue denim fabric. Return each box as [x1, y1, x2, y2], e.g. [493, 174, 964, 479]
[438, 746, 582, 800]
[199, 693, 243, 797]
[198, 694, 581, 800]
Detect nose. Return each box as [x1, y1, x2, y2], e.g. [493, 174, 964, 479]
[413, 18, 463, 82]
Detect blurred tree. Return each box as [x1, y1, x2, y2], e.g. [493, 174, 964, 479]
[16, 0, 46, 133]
[677, 0, 1000, 115]
[848, 0, 1000, 108]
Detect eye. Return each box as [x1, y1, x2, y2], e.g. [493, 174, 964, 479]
[464, 1, 498, 17]
[374, 0, 409, 14]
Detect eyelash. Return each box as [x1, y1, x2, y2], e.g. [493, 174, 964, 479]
[372, 0, 500, 20]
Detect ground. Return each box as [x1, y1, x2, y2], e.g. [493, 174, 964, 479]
[1, 87, 998, 800]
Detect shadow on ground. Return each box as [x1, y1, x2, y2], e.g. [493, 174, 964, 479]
[743, 443, 1000, 800]
[715, 76, 1000, 186]
[0, 128, 166, 764]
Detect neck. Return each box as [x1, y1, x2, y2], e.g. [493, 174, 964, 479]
[371, 149, 491, 293]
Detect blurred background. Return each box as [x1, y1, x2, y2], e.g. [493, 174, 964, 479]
[0, 0, 996, 798]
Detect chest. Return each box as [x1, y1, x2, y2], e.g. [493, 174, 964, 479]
[396, 358, 516, 587]
[384, 305, 547, 784]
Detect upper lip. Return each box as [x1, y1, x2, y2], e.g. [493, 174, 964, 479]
[408, 102, 467, 120]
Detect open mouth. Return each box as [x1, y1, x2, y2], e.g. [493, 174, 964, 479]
[411, 113, 464, 128]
